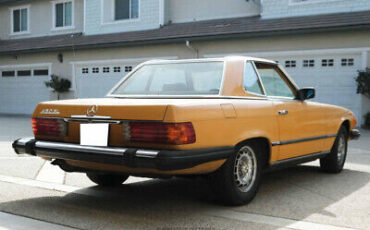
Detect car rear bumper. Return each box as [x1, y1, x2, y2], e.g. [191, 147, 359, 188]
[13, 138, 233, 171]
[349, 129, 361, 140]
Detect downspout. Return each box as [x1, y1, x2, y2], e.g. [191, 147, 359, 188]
[186, 40, 199, 58]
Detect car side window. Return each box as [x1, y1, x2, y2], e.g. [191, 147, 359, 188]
[243, 62, 264, 95]
[255, 63, 295, 98]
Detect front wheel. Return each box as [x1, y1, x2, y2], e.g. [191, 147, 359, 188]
[320, 126, 348, 173]
[86, 172, 129, 187]
[210, 142, 263, 205]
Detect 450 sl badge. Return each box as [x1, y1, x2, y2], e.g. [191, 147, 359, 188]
[40, 109, 60, 115]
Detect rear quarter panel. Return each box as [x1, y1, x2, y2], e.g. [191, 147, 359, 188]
[164, 99, 279, 162]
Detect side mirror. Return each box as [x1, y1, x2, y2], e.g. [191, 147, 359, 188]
[297, 88, 315, 100]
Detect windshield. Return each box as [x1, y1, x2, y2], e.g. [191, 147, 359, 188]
[111, 61, 224, 95]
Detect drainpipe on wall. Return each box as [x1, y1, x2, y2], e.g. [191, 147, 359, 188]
[186, 40, 199, 58]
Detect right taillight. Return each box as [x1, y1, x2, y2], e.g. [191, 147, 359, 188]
[126, 122, 196, 145]
[32, 118, 67, 137]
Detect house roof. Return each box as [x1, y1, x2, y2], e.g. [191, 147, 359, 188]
[1, 10, 370, 55]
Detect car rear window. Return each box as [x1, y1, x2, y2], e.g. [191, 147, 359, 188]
[111, 62, 224, 95]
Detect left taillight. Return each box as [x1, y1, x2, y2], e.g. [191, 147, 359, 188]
[31, 118, 67, 137]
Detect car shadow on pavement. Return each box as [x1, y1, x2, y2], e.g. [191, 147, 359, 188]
[0, 165, 369, 230]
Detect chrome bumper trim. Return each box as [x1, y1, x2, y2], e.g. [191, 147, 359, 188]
[35, 141, 127, 156]
[136, 150, 159, 158]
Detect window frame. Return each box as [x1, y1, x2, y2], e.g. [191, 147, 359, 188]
[254, 62, 299, 100]
[10, 5, 30, 35]
[112, 0, 140, 22]
[51, 0, 75, 31]
[242, 61, 266, 97]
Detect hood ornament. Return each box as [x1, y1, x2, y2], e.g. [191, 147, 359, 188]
[87, 105, 98, 117]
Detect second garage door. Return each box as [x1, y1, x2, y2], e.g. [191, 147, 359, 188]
[264, 53, 362, 124]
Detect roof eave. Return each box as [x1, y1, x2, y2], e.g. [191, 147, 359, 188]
[1, 24, 369, 56]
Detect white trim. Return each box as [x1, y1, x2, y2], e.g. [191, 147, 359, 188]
[361, 51, 368, 69]
[100, 0, 141, 25]
[205, 47, 370, 58]
[0, 63, 52, 70]
[70, 56, 177, 65]
[0, 63, 52, 79]
[51, 0, 75, 31]
[9, 5, 30, 35]
[71, 62, 78, 98]
[83, 0, 86, 33]
[289, 0, 341, 6]
[159, 0, 164, 26]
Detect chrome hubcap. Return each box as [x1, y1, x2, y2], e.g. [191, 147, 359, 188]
[337, 135, 346, 165]
[234, 146, 257, 192]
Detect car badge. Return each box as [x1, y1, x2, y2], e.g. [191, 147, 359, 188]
[86, 105, 98, 117]
[40, 109, 60, 115]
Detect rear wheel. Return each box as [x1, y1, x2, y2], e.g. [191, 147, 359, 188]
[320, 126, 348, 173]
[210, 142, 263, 205]
[86, 172, 129, 187]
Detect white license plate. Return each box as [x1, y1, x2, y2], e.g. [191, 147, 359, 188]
[80, 123, 109, 146]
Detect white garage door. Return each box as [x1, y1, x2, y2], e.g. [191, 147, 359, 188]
[0, 66, 50, 114]
[76, 62, 139, 98]
[268, 54, 362, 123]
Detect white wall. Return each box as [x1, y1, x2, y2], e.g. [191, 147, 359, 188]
[166, 0, 261, 23]
[84, 0, 161, 35]
[0, 0, 84, 40]
[262, 0, 370, 19]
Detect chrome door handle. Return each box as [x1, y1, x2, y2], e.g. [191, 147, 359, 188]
[278, 110, 288, 115]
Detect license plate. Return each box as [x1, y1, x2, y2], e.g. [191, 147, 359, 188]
[80, 123, 109, 146]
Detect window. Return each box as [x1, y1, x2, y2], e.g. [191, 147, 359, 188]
[82, 68, 88, 74]
[285, 60, 296, 68]
[33, 69, 49, 76]
[115, 0, 139, 20]
[114, 66, 121, 72]
[54, 1, 73, 28]
[322, 59, 334, 67]
[255, 63, 295, 98]
[17, 70, 31, 77]
[341, 58, 354, 66]
[11, 7, 29, 34]
[92, 67, 99, 73]
[2, 71, 15, 77]
[303, 60, 314, 67]
[103, 67, 110, 73]
[112, 62, 224, 95]
[125, 66, 133, 72]
[243, 62, 263, 95]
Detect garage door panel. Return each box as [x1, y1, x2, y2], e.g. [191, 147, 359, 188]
[77, 64, 137, 98]
[0, 76, 49, 114]
[272, 54, 362, 123]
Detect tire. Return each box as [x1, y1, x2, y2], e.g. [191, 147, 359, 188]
[86, 172, 129, 187]
[320, 126, 348, 173]
[210, 141, 264, 206]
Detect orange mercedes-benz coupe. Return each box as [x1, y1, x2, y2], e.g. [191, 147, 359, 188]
[13, 56, 360, 205]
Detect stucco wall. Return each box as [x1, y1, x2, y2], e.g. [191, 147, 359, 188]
[84, 0, 160, 35]
[0, 0, 84, 40]
[262, 0, 370, 19]
[166, 0, 260, 23]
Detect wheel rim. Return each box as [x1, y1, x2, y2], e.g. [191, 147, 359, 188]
[337, 134, 346, 165]
[233, 146, 257, 192]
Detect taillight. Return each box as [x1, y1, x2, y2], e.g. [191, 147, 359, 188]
[31, 118, 67, 137]
[127, 122, 196, 145]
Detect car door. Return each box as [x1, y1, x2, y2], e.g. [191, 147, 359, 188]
[254, 62, 325, 160]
